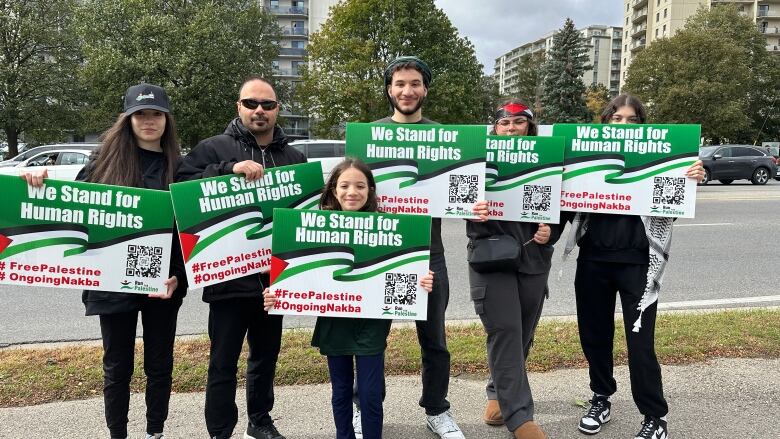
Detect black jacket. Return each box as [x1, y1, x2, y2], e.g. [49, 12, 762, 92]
[576, 213, 649, 264]
[80, 147, 188, 316]
[176, 119, 306, 302]
[466, 220, 564, 275]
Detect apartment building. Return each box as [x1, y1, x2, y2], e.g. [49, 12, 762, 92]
[264, 0, 340, 140]
[494, 25, 623, 97]
[621, 0, 780, 89]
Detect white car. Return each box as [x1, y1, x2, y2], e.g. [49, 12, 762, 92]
[289, 139, 345, 181]
[0, 148, 91, 181]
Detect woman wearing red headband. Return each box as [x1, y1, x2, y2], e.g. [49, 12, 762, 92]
[466, 99, 558, 439]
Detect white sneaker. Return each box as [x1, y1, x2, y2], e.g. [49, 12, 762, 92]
[426, 410, 465, 439]
[353, 407, 363, 439]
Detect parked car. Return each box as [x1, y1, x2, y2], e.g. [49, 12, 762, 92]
[699, 144, 778, 185]
[0, 149, 91, 181]
[289, 139, 345, 180]
[757, 145, 780, 180]
[0, 143, 98, 168]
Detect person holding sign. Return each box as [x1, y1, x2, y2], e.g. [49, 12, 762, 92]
[466, 100, 558, 439]
[265, 158, 433, 439]
[22, 83, 187, 439]
[565, 95, 704, 439]
[359, 56, 464, 439]
[176, 77, 306, 439]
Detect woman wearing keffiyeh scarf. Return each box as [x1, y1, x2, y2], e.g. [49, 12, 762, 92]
[571, 94, 704, 439]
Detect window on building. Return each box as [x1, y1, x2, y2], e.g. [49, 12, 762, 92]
[656, 12, 659, 21]
[656, 28, 659, 37]
[270, 0, 279, 7]
[291, 40, 305, 49]
[626, 17, 628, 25]
[656, 0, 660, 5]
[663, 24, 666, 34]
[664, 8, 667, 18]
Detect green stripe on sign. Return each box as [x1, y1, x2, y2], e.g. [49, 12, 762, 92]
[333, 254, 429, 281]
[563, 164, 624, 181]
[188, 217, 263, 261]
[605, 161, 696, 184]
[487, 170, 563, 192]
[0, 237, 86, 260]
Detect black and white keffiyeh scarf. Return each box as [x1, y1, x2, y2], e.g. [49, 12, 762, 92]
[562, 213, 674, 333]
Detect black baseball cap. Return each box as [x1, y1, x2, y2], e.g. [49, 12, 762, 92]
[123, 83, 170, 115]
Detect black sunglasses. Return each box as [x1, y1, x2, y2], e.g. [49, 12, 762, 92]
[240, 98, 278, 111]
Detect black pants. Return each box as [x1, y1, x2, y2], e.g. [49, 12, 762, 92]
[330, 354, 385, 439]
[99, 299, 181, 438]
[205, 296, 283, 438]
[575, 260, 668, 417]
[469, 268, 548, 432]
[353, 252, 451, 416]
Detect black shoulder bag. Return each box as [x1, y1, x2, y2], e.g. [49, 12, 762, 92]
[466, 235, 521, 273]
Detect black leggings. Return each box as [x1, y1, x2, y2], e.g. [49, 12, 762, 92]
[575, 260, 668, 417]
[99, 299, 181, 438]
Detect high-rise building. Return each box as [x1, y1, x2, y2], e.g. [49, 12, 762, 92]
[621, 0, 780, 89]
[264, 0, 340, 140]
[494, 25, 623, 97]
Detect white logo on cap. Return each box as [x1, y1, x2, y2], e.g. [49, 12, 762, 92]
[136, 92, 155, 101]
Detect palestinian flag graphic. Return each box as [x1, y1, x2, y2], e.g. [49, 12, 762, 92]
[0, 176, 174, 294]
[268, 209, 431, 321]
[484, 135, 565, 223]
[346, 123, 487, 219]
[552, 123, 701, 218]
[169, 161, 324, 288]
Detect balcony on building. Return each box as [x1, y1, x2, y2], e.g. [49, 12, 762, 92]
[767, 44, 780, 52]
[758, 24, 780, 35]
[631, 24, 647, 38]
[273, 67, 301, 78]
[632, 0, 648, 9]
[268, 5, 308, 16]
[758, 7, 780, 18]
[630, 38, 646, 52]
[282, 26, 309, 36]
[632, 8, 648, 23]
[278, 47, 307, 57]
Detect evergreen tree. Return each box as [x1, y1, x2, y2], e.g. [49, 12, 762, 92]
[540, 18, 591, 123]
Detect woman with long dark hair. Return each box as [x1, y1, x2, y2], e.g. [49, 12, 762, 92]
[24, 83, 187, 439]
[569, 94, 703, 439]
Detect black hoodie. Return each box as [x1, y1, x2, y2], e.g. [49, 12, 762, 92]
[176, 119, 306, 302]
[79, 147, 188, 315]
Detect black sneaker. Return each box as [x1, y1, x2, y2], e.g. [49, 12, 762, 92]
[245, 422, 286, 439]
[633, 416, 668, 439]
[578, 395, 611, 435]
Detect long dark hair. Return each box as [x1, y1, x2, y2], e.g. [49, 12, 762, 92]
[491, 98, 538, 136]
[600, 94, 647, 124]
[319, 158, 379, 213]
[87, 112, 180, 187]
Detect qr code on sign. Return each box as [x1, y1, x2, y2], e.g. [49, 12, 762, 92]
[448, 174, 479, 203]
[126, 245, 163, 278]
[384, 273, 417, 305]
[523, 184, 552, 212]
[652, 177, 685, 205]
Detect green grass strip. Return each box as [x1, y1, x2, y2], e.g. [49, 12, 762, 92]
[1, 309, 777, 407]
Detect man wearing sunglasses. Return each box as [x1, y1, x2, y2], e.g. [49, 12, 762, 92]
[178, 76, 306, 439]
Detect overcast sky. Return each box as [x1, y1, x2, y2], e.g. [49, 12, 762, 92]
[434, 0, 624, 73]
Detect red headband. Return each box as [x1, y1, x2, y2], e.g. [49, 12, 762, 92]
[494, 102, 533, 121]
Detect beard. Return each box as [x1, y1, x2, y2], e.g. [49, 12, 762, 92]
[245, 115, 274, 136]
[390, 95, 425, 116]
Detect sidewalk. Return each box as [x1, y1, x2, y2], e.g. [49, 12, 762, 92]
[1, 358, 777, 438]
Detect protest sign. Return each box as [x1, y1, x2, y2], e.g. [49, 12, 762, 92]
[346, 123, 487, 218]
[553, 123, 700, 217]
[268, 208, 431, 320]
[485, 135, 565, 223]
[0, 175, 173, 293]
[169, 162, 324, 288]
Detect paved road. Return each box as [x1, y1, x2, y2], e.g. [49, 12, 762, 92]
[1, 357, 777, 438]
[2, 181, 780, 345]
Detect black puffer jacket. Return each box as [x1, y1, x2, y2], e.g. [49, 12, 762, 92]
[176, 119, 306, 302]
[80, 147, 188, 316]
